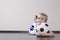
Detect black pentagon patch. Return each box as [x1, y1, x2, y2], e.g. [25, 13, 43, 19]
[45, 24, 48, 27]
[47, 30, 50, 33]
[40, 28, 44, 32]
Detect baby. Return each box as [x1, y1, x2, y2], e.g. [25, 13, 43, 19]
[29, 12, 54, 36]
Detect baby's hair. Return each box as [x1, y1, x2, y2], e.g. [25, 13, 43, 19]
[39, 12, 48, 22]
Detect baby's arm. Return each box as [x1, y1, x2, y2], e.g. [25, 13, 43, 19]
[36, 25, 54, 36]
[36, 31, 54, 37]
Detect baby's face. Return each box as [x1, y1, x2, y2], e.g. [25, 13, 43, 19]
[34, 15, 45, 23]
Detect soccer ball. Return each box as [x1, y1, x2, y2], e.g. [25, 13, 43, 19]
[37, 23, 49, 33]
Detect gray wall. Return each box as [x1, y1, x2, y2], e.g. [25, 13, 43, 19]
[0, 0, 60, 31]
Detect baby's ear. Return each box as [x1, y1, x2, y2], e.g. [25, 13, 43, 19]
[45, 24, 48, 27]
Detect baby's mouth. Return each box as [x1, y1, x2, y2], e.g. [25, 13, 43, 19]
[35, 22, 41, 25]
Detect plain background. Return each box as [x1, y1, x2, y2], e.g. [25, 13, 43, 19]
[0, 0, 60, 31]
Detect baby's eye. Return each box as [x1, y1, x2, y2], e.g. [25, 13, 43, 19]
[36, 15, 38, 19]
[35, 15, 38, 19]
[41, 18, 43, 20]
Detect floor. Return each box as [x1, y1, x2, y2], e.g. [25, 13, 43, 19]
[0, 33, 59, 40]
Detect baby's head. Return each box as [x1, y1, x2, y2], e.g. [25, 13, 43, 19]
[34, 12, 48, 23]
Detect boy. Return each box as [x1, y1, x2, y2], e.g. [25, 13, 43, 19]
[29, 12, 54, 36]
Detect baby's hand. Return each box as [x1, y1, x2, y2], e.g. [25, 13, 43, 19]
[36, 31, 54, 37]
[36, 32, 42, 36]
